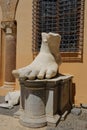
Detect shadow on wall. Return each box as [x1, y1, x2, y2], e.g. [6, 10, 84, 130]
[72, 83, 76, 105]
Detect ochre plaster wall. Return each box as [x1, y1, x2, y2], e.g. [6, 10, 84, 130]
[0, 7, 4, 86]
[15, 0, 33, 89]
[16, 0, 33, 68]
[0, 0, 87, 104]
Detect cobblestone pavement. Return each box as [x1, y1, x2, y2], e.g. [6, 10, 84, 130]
[0, 114, 47, 130]
[47, 109, 87, 130]
[0, 109, 87, 130]
[0, 96, 87, 130]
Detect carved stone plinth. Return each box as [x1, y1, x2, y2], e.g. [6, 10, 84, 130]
[19, 74, 73, 128]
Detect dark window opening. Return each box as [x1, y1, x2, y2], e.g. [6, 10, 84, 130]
[32, 0, 85, 62]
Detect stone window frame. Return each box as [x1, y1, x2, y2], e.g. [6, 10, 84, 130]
[32, 0, 85, 62]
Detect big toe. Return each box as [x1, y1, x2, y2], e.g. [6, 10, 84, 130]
[12, 70, 19, 78]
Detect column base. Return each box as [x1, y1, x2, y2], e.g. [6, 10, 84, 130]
[4, 81, 15, 89]
[20, 114, 47, 128]
[0, 82, 15, 96]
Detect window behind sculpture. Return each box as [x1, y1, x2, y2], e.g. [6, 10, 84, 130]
[32, 0, 85, 62]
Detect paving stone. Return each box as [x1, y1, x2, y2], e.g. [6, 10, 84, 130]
[78, 112, 87, 121]
[80, 104, 87, 109]
[71, 108, 82, 116]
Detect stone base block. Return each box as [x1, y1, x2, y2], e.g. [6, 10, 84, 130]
[47, 114, 60, 127]
[19, 74, 74, 128]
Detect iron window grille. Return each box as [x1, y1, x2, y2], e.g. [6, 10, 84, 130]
[32, 0, 85, 62]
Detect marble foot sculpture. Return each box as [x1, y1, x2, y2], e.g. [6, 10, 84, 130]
[12, 32, 61, 80]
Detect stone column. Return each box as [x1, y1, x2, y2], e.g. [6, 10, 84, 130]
[1, 20, 16, 89]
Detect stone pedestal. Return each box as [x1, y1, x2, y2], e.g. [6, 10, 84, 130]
[19, 74, 73, 128]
